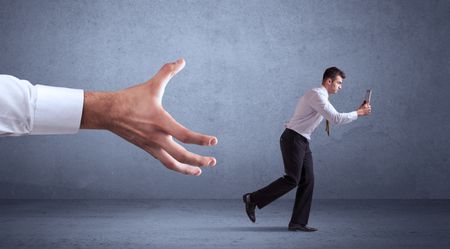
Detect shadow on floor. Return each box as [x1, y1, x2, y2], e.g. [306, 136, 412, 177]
[195, 226, 288, 232]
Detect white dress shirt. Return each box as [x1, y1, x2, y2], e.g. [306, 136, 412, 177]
[0, 75, 84, 136]
[286, 85, 357, 140]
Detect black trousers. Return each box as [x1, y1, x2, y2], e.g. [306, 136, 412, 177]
[251, 128, 314, 225]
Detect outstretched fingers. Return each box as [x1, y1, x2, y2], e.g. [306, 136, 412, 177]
[161, 112, 218, 146]
[144, 145, 203, 176]
[159, 136, 216, 167]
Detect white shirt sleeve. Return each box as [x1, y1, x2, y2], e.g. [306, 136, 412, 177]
[0, 75, 84, 136]
[309, 90, 358, 125]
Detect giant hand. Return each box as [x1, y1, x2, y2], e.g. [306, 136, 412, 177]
[80, 59, 217, 176]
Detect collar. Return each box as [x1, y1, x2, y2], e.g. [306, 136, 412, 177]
[319, 85, 329, 99]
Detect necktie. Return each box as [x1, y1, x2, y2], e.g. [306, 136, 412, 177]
[325, 120, 330, 136]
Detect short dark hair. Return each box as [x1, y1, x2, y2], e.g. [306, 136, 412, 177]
[323, 67, 345, 81]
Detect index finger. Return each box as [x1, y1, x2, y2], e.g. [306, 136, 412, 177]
[161, 111, 218, 146]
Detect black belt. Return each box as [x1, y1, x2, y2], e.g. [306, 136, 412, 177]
[285, 128, 308, 143]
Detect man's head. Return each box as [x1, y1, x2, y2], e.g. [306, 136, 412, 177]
[322, 67, 345, 94]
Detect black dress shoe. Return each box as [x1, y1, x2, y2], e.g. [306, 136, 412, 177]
[242, 193, 256, 223]
[288, 222, 318, 232]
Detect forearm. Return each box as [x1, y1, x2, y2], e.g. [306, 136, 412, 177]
[310, 93, 357, 125]
[327, 111, 358, 125]
[318, 104, 357, 125]
[1, 75, 84, 135]
[80, 91, 117, 130]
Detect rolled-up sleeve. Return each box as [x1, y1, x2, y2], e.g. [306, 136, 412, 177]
[0, 75, 84, 136]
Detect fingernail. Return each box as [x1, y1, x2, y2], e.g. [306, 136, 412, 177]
[209, 137, 218, 146]
[208, 158, 216, 167]
[194, 169, 202, 176]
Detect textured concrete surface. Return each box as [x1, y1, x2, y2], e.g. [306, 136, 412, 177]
[1, 0, 450, 199]
[1, 200, 449, 249]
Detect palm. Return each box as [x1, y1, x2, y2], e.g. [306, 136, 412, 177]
[112, 59, 217, 176]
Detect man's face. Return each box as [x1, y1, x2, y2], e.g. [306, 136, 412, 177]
[328, 75, 343, 94]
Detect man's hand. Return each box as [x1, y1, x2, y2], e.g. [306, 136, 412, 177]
[80, 59, 217, 176]
[357, 100, 372, 116]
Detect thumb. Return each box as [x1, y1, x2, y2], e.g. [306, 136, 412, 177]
[150, 58, 186, 100]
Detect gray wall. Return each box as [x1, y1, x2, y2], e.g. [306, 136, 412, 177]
[1, 0, 449, 199]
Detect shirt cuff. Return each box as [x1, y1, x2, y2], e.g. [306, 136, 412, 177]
[31, 85, 84, 135]
[349, 111, 358, 120]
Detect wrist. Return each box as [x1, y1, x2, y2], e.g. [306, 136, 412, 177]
[357, 109, 362, 116]
[80, 91, 117, 130]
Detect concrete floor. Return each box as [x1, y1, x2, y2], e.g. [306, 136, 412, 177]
[0, 200, 449, 249]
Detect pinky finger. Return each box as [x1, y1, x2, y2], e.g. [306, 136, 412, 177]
[145, 145, 203, 176]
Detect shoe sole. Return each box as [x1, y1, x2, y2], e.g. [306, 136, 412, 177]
[288, 227, 318, 232]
